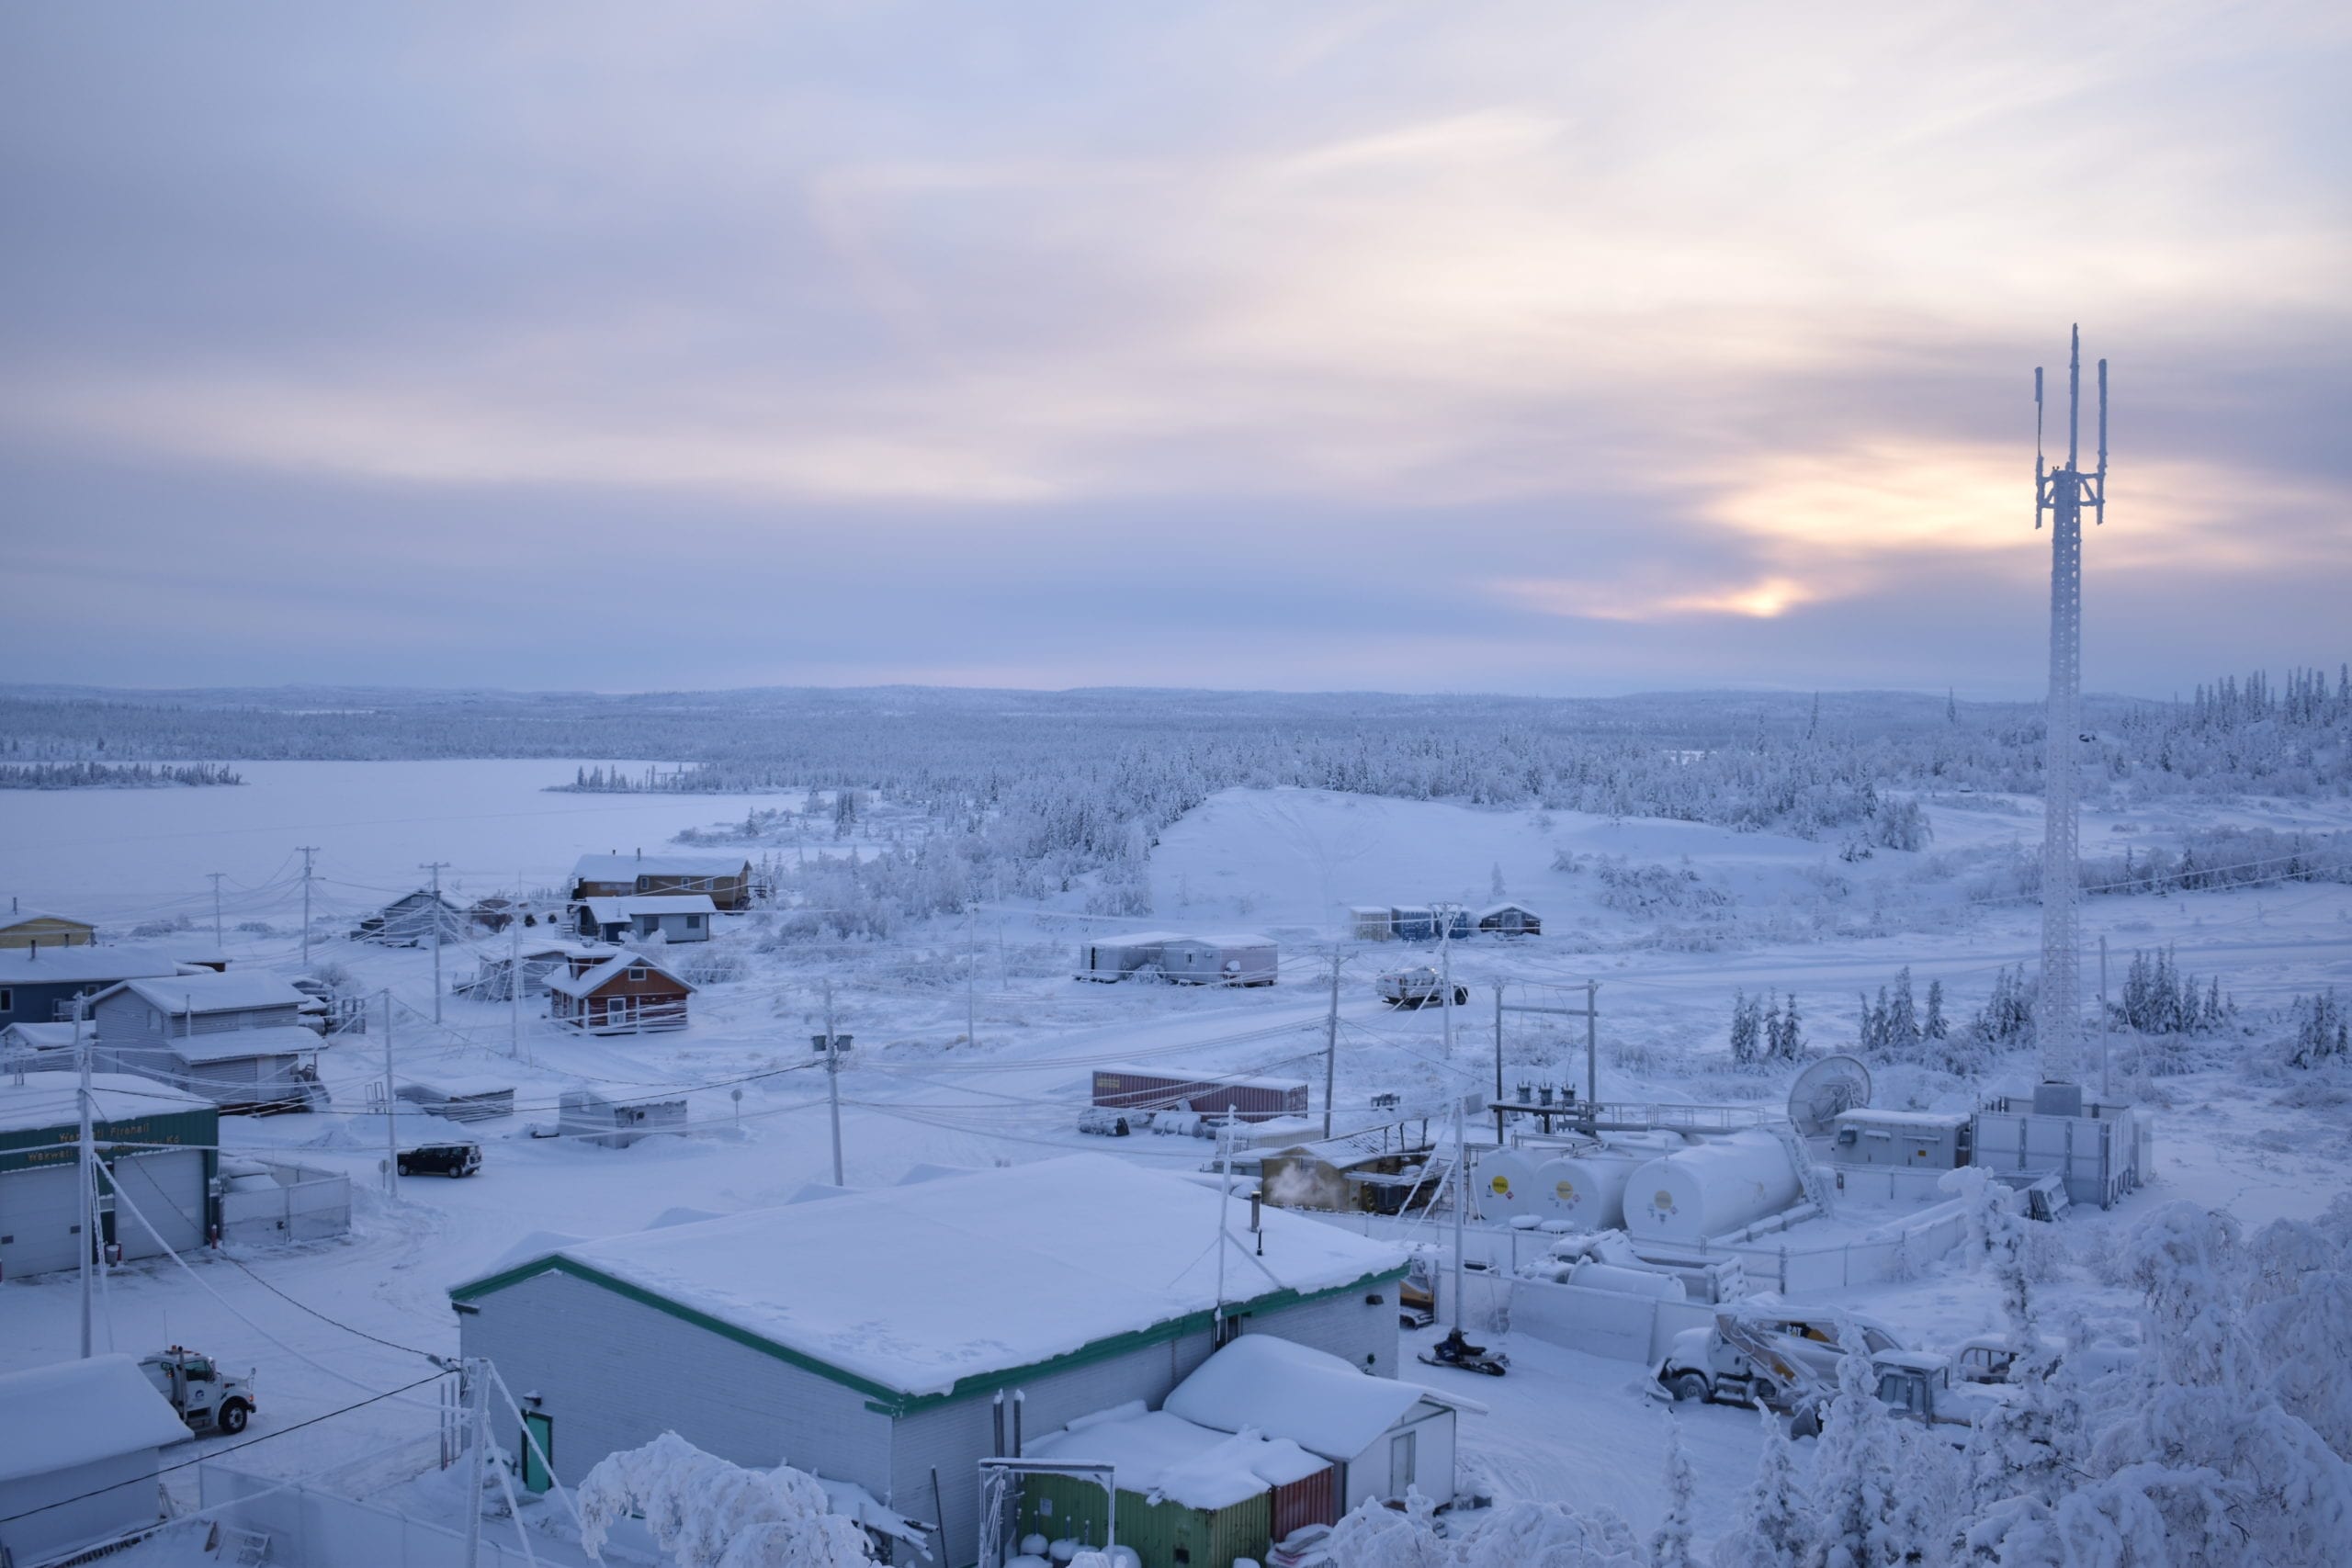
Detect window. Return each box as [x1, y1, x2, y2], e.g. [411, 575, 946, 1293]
[684, 915, 703, 930]
[0, 988, 11, 1014]
[1389, 1430, 1418, 1495]
[627, 966, 648, 982]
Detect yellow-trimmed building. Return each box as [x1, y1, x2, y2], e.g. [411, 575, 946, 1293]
[0, 909, 95, 950]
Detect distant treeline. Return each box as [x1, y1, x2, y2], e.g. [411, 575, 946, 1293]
[0, 760, 243, 789]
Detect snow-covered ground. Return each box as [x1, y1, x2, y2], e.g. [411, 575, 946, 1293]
[5, 766, 2350, 1558]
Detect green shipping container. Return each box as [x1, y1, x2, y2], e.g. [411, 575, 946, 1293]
[1018, 1471, 1273, 1568]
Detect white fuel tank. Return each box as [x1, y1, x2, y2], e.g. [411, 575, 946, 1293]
[1476, 1149, 1544, 1221]
[1624, 1131, 1803, 1246]
[1537, 1152, 1643, 1230]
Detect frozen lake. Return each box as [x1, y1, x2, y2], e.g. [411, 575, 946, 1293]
[0, 759, 782, 926]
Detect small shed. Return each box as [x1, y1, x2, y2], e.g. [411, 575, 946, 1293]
[1167, 1334, 1464, 1515]
[1018, 1404, 1333, 1568]
[1349, 907, 1396, 941]
[548, 952, 693, 1034]
[574, 895, 717, 945]
[558, 1087, 689, 1147]
[1075, 931, 1189, 982]
[1, 1021, 80, 1064]
[1260, 1128, 1443, 1215]
[1091, 1065, 1309, 1123]
[1158, 934, 1279, 987]
[1386, 908, 1472, 943]
[1831, 1109, 1973, 1170]
[1475, 902, 1542, 937]
[0, 908, 96, 951]
[458, 942, 608, 1001]
[0, 1355, 191, 1564]
[397, 1076, 518, 1123]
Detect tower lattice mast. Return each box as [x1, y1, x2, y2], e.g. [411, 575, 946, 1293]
[2034, 325, 2108, 1087]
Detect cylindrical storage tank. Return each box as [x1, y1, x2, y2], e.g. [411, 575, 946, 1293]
[1566, 1260, 1689, 1301]
[1537, 1153, 1640, 1230]
[1477, 1150, 1542, 1221]
[1625, 1132, 1803, 1246]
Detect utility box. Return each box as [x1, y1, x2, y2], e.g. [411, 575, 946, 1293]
[1971, 1097, 2144, 1210]
[1831, 1110, 1972, 1170]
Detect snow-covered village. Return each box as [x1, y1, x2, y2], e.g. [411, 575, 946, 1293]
[4, 9, 2350, 1568]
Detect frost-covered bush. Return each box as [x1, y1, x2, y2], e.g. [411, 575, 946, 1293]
[676, 946, 749, 987]
[577, 1431, 876, 1566]
[1592, 858, 1728, 919]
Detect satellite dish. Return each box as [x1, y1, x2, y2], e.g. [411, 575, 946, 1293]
[1787, 1054, 1873, 1139]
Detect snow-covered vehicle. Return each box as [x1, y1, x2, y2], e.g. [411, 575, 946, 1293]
[1788, 1349, 2018, 1438]
[140, 1348, 256, 1436]
[1376, 966, 1468, 1010]
[1653, 1304, 1905, 1411]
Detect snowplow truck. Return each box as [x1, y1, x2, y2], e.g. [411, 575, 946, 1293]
[1788, 1349, 2018, 1438]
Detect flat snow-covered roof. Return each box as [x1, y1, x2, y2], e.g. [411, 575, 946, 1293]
[1024, 1404, 1325, 1511]
[116, 1025, 325, 1065]
[104, 973, 308, 1014]
[0, 944, 196, 987]
[0, 1072, 213, 1133]
[454, 1154, 1405, 1402]
[2, 1021, 81, 1049]
[572, 853, 747, 882]
[581, 895, 718, 921]
[1096, 1064, 1308, 1093]
[0, 1355, 190, 1482]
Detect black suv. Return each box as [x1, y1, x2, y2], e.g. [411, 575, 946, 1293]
[397, 1141, 482, 1178]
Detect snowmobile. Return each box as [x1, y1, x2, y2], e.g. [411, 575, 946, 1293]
[1419, 1326, 1509, 1377]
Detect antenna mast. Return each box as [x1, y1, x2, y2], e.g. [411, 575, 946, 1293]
[2032, 325, 2108, 1087]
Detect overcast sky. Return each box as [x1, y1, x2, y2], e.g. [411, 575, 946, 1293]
[3, 4, 2346, 698]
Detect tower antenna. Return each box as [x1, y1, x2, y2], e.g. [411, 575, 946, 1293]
[2032, 324, 2109, 1089]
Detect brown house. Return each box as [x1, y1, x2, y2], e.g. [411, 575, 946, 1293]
[548, 951, 694, 1034]
[569, 852, 753, 911]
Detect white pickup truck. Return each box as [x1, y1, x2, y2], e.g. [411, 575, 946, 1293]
[1376, 967, 1469, 1010]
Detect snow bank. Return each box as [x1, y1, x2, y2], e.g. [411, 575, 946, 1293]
[1164, 1334, 1439, 1460]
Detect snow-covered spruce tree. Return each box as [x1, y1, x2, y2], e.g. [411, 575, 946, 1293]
[1923, 979, 1948, 1046]
[1322, 1493, 1452, 1568]
[1886, 970, 1920, 1058]
[1456, 1500, 1645, 1567]
[1772, 995, 1806, 1062]
[1804, 1337, 1957, 1567]
[2287, 987, 2349, 1067]
[1652, 1421, 1698, 1568]
[1731, 989, 1762, 1066]
[1969, 1202, 2352, 1566]
[1716, 1404, 1812, 1568]
[2243, 1196, 2352, 1461]
[1492, 862, 1508, 898]
[577, 1432, 876, 1567]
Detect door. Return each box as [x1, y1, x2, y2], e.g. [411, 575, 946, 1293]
[1, 1164, 86, 1277]
[110, 1151, 206, 1260]
[521, 1412, 554, 1493]
[1388, 1430, 1418, 1498]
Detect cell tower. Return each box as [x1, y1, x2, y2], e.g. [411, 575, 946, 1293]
[2032, 325, 2107, 1089]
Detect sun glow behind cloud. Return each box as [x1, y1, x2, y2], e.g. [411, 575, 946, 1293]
[0, 2, 2345, 690]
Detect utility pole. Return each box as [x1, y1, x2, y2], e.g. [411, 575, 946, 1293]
[207, 873, 225, 948]
[382, 989, 399, 1199]
[1493, 986, 1506, 1141]
[297, 846, 319, 968]
[823, 979, 844, 1186]
[462, 1359, 488, 1568]
[966, 910, 978, 1048]
[1586, 979, 1599, 1112]
[1322, 951, 1342, 1138]
[1451, 1090, 1468, 1335]
[421, 862, 451, 1024]
[1438, 903, 1456, 1058]
[2032, 327, 2109, 1090]
[77, 1010, 95, 1359]
[2098, 935, 2111, 1101]
[509, 886, 524, 1061]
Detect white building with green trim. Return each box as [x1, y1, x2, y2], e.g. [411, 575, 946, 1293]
[449, 1155, 1407, 1566]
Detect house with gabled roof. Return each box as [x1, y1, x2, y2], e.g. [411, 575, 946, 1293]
[547, 950, 692, 1034]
